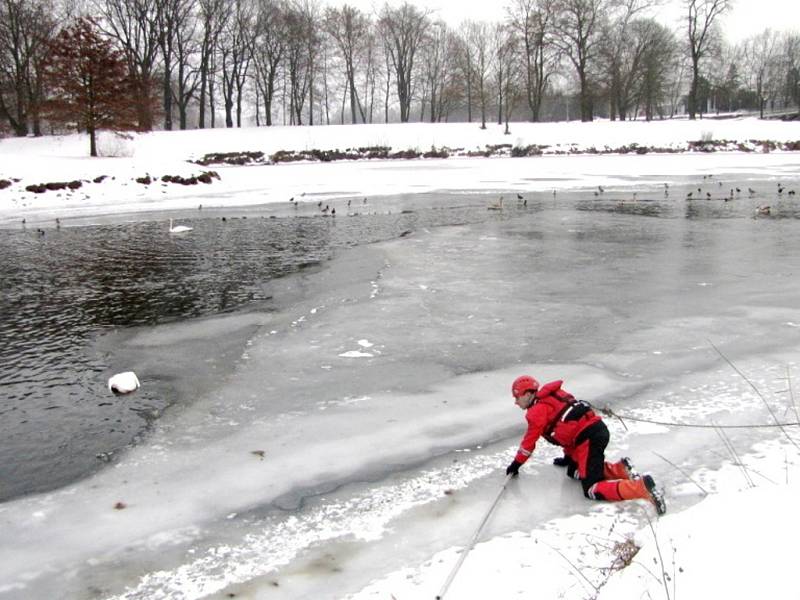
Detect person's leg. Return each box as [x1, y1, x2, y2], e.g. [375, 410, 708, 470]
[575, 422, 610, 496]
[604, 457, 637, 480]
[577, 423, 666, 513]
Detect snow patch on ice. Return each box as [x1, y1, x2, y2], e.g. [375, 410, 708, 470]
[317, 396, 372, 410]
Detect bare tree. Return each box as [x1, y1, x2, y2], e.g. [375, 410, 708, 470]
[324, 3, 370, 124]
[0, 0, 58, 136]
[506, 0, 558, 122]
[465, 20, 491, 128]
[378, 1, 430, 123]
[436, 29, 465, 121]
[596, 0, 657, 121]
[740, 29, 781, 118]
[361, 24, 380, 122]
[284, 1, 312, 124]
[783, 33, 800, 113]
[197, 0, 226, 128]
[685, 0, 731, 119]
[419, 20, 450, 122]
[638, 20, 680, 120]
[381, 37, 391, 121]
[219, 0, 254, 127]
[298, 0, 322, 125]
[453, 23, 474, 121]
[552, 0, 609, 122]
[155, 0, 196, 130]
[705, 40, 738, 114]
[664, 54, 689, 117]
[493, 22, 507, 124]
[169, 0, 200, 129]
[495, 22, 523, 133]
[252, 0, 286, 126]
[320, 39, 331, 123]
[95, 0, 162, 130]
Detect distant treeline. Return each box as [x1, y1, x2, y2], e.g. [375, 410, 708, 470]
[1, 0, 799, 140]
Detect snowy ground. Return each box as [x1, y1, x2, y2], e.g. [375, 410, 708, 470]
[2, 117, 800, 226]
[2, 117, 800, 600]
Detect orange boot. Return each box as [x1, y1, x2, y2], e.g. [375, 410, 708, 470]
[604, 457, 637, 480]
[588, 475, 666, 515]
[618, 475, 667, 515]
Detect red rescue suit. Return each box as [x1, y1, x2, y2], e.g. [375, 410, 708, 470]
[514, 380, 630, 500]
[514, 380, 599, 466]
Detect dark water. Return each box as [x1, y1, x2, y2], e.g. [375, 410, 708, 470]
[0, 195, 507, 502]
[1, 184, 797, 502]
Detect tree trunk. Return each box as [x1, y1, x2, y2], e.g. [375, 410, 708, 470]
[14, 87, 28, 136]
[579, 72, 593, 122]
[688, 58, 700, 120]
[265, 78, 274, 125]
[89, 127, 97, 157]
[210, 74, 216, 127]
[348, 69, 357, 124]
[466, 67, 472, 122]
[163, 57, 173, 130]
[236, 90, 242, 127]
[225, 95, 233, 127]
[199, 68, 207, 128]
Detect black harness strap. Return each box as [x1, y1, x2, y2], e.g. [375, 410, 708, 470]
[542, 391, 594, 445]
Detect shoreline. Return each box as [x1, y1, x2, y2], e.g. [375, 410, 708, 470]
[4, 117, 800, 226]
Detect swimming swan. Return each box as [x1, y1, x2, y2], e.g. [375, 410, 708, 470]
[108, 371, 140, 395]
[169, 218, 193, 233]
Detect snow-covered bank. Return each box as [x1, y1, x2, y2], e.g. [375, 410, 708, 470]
[2, 117, 800, 227]
[347, 436, 800, 600]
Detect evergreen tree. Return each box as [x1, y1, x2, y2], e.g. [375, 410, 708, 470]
[41, 17, 138, 157]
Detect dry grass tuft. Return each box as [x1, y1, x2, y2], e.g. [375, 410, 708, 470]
[610, 536, 640, 571]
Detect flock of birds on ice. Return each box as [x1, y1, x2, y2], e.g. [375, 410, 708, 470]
[488, 176, 795, 216]
[17, 176, 798, 236]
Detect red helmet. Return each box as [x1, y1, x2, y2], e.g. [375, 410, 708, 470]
[512, 375, 539, 399]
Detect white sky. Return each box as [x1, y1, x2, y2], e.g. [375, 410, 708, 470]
[329, 0, 800, 43]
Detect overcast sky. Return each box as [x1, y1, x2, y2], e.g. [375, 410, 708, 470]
[329, 0, 799, 43]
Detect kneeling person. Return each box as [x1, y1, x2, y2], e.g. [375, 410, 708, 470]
[506, 375, 666, 515]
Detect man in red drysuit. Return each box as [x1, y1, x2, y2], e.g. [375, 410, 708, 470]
[506, 375, 666, 515]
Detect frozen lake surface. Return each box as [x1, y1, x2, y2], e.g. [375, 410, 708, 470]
[1, 176, 799, 599]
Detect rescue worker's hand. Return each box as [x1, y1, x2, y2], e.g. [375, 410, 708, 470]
[506, 460, 522, 477]
[553, 456, 570, 467]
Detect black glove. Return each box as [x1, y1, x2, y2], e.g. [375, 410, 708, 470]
[506, 460, 522, 477]
[553, 456, 570, 467]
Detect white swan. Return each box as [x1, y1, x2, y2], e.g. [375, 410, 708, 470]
[169, 218, 193, 233]
[108, 371, 140, 395]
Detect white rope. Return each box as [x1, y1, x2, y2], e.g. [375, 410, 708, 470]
[435, 473, 513, 599]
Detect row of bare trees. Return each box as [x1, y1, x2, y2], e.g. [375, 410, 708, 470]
[2, 0, 799, 138]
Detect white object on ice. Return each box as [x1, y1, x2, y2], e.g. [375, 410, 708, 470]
[338, 351, 373, 358]
[108, 371, 140, 395]
[169, 218, 193, 233]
